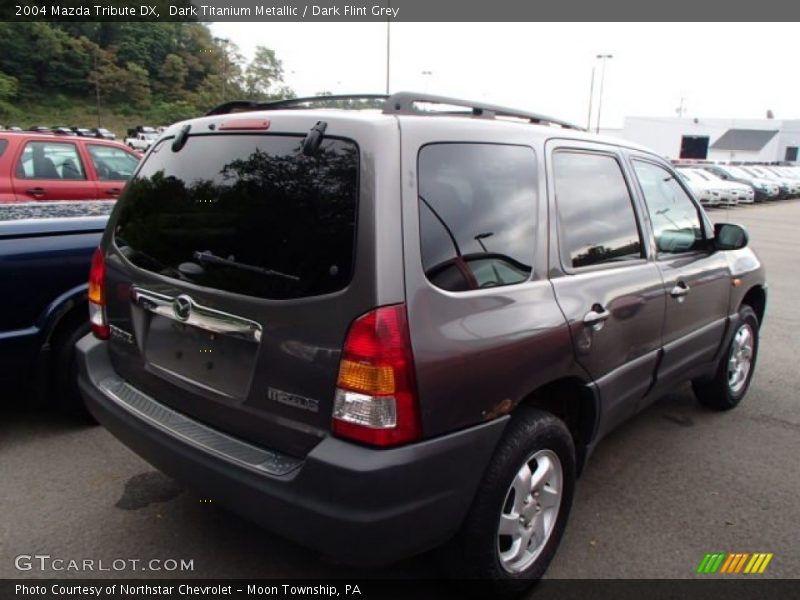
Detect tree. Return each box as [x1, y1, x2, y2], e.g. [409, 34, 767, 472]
[244, 46, 286, 100]
[122, 62, 152, 107]
[156, 53, 187, 101]
[0, 72, 18, 102]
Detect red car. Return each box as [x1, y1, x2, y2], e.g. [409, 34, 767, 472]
[0, 132, 140, 202]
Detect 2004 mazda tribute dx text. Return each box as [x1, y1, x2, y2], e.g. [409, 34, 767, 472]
[77, 92, 766, 590]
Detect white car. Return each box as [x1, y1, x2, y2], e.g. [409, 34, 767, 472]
[125, 132, 157, 151]
[676, 168, 725, 207]
[686, 168, 753, 205]
[703, 165, 780, 201]
[742, 166, 800, 197]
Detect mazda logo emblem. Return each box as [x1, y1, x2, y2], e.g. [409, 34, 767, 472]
[173, 295, 193, 321]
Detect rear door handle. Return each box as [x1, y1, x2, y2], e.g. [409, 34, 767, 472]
[670, 282, 691, 298]
[105, 188, 121, 196]
[25, 187, 46, 197]
[583, 305, 611, 329]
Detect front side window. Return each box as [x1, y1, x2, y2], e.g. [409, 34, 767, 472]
[632, 161, 705, 254]
[553, 151, 643, 269]
[16, 141, 86, 180]
[418, 143, 537, 292]
[88, 145, 139, 180]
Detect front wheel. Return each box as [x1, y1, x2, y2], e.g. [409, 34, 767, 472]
[443, 408, 575, 592]
[692, 304, 759, 410]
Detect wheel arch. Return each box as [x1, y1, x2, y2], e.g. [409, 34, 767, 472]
[38, 284, 89, 348]
[517, 377, 599, 476]
[740, 285, 766, 327]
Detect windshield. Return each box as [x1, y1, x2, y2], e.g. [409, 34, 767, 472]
[113, 134, 359, 299]
[727, 166, 751, 178]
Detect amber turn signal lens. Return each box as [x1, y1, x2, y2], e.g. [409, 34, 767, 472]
[337, 360, 396, 395]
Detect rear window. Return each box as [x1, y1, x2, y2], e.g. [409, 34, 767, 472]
[0, 139, 7, 157]
[113, 134, 359, 300]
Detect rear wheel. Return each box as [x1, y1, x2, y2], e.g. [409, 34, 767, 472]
[443, 408, 575, 592]
[51, 317, 95, 422]
[692, 304, 759, 410]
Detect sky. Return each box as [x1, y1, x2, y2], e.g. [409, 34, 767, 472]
[210, 22, 800, 128]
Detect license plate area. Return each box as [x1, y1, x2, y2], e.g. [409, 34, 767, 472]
[144, 314, 258, 400]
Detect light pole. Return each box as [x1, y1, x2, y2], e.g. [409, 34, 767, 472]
[595, 54, 613, 134]
[586, 65, 595, 130]
[385, 4, 391, 94]
[94, 45, 101, 128]
[676, 96, 686, 118]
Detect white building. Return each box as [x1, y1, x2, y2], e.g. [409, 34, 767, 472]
[608, 116, 800, 163]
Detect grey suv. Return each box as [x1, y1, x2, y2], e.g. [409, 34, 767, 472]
[77, 93, 766, 588]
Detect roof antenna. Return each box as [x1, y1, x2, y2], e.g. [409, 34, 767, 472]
[172, 124, 191, 152]
[302, 121, 327, 156]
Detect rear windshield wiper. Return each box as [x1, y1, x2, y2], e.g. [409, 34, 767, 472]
[192, 250, 300, 281]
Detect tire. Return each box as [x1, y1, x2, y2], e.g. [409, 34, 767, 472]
[443, 408, 575, 592]
[51, 318, 96, 423]
[692, 304, 759, 411]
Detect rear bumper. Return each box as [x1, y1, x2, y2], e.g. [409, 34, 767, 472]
[77, 335, 508, 565]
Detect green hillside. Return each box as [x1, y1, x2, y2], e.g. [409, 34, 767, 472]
[0, 22, 293, 137]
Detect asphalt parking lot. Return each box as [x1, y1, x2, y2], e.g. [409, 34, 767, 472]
[1, 200, 798, 583]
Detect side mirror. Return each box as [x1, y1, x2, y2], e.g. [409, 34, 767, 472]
[714, 223, 749, 251]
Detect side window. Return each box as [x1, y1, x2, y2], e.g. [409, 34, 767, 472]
[418, 143, 537, 292]
[16, 141, 86, 180]
[0, 139, 7, 157]
[553, 151, 643, 269]
[632, 161, 704, 254]
[88, 145, 139, 180]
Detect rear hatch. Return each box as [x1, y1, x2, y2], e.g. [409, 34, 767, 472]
[102, 122, 379, 457]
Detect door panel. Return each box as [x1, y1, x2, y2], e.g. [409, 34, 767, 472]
[551, 264, 665, 439]
[629, 158, 731, 396]
[11, 140, 97, 201]
[652, 252, 730, 385]
[83, 143, 139, 200]
[547, 146, 666, 440]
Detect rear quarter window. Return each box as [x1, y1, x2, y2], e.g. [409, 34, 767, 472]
[417, 143, 537, 292]
[113, 134, 359, 300]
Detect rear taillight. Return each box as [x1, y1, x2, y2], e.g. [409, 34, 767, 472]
[88, 247, 109, 340]
[332, 304, 421, 447]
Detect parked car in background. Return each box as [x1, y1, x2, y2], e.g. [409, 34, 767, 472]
[740, 165, 800, 197]
[125, 131, 157, 151]
[676, 168, 724, 206]
[768, 165, 800, 181]
[682, 167, 753, 205]
[77, 92, 767, 589]
[703, 164, 779, 201]
[71, 127, 94, 137]
[52, 126, 77, 136]
[0, 132, 140, 202]
[91, 128, 116, 140]
[0, 215, 108, 418]
[696, 168, 755, 204]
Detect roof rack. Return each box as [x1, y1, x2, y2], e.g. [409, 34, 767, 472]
[383, 92, 584, 130]
[205, 91, 584, 130]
